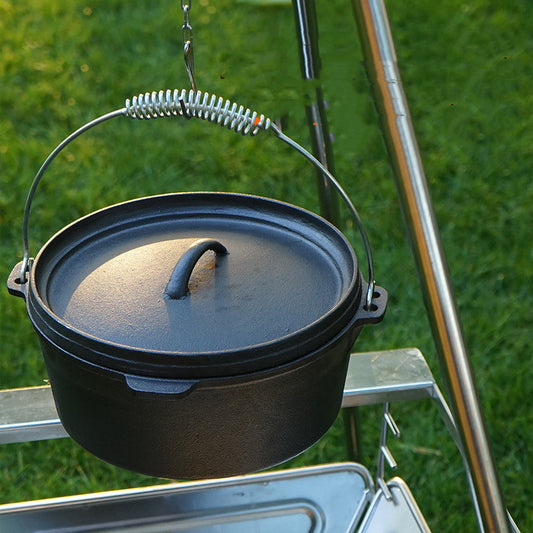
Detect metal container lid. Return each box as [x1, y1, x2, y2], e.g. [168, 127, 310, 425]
[28, 193, 362, 378]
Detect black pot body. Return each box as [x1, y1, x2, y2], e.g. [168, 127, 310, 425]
[7, 192, 388, 479]
[37, 320, 361, 480]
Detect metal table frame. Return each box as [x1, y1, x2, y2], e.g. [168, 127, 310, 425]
[0, 349, 450, 447]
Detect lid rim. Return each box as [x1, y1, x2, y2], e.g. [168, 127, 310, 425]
[28, 192, 362, 377]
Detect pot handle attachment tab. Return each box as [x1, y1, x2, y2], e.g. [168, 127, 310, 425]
[7, 261, 29, 299]
[19, 89, 377, 309]
[164, 239, 228, 299]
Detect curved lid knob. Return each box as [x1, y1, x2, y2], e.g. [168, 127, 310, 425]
[164, 239, 228, 299]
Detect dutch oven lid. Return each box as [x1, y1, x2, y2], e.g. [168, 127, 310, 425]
[29, 193, 362, 378]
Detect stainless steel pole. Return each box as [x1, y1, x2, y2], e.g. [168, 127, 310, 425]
[291, 0, 339, 222]
[350, 0, 511, 531]
[291, 0, 361, 460]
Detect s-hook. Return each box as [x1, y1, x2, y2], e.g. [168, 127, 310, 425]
[180, 0, 197, 92]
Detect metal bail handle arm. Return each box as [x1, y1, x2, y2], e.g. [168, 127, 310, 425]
[19, 89, 375, 309]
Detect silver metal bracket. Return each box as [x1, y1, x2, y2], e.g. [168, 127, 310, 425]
[1, 348, 434, 445]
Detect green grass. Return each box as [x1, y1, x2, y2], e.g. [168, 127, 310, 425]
[1, 0, 532, 530]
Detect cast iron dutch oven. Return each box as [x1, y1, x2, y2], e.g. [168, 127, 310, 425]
[7, 90, 387, 479]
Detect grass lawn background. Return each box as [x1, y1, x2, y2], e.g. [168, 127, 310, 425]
[1, 0, 532, 530]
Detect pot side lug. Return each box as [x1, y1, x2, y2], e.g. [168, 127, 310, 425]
[357, 285, 388, 325]
[7, 261, 29, 299]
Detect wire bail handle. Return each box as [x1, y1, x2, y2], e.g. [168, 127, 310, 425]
[20, 89, 376, 309]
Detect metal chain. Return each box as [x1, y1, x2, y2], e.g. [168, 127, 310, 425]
[180, 0, 196, 91]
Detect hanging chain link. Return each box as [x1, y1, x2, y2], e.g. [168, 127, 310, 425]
[180, 0, 197, 91]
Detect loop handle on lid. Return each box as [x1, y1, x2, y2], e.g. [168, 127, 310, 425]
[164, 239, 228, 299]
